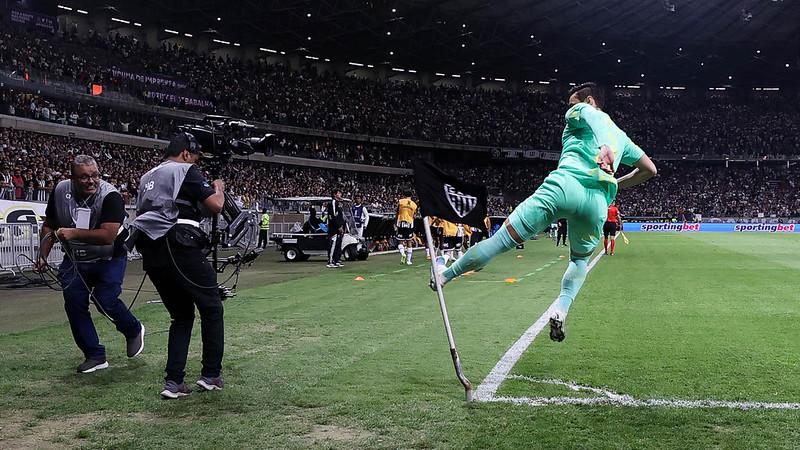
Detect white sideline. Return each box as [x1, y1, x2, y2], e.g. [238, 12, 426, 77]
[473, 250, 606, 402]
[493, 376, 800, 410]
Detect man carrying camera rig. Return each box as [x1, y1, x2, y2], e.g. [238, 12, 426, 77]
[34, 154, 145, 374]
[131, 133, 227, 399]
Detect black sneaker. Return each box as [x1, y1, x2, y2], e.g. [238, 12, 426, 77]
[196, 376, 224, 391]
[160, 380, 192, 399]
[127, 323, 145, 358]
[549, 315, 566, 342]
[77, 358, 109, 374]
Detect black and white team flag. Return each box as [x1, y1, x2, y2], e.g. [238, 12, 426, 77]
[412, 159, 488, 231]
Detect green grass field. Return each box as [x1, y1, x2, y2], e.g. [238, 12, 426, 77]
[2, 233, 800, 449]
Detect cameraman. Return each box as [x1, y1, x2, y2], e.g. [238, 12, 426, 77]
[132, 133, 226, 399]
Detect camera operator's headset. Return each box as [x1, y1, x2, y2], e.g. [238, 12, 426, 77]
[167, 132, 201, 157]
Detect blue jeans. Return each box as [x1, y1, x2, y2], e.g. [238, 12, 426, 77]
[59, 256, 141, 359]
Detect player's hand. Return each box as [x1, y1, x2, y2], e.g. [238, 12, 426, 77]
[31, 256, 49, 273]
[56, 227, 76, 241]
[212, 179, 225, 191]
[596, 145, 615, 175]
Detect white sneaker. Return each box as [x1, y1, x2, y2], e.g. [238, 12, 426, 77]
[429, 256, 448, 291]
[406, 260, 413, 265]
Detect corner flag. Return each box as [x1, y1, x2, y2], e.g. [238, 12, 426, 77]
[412, 159, 489, 401]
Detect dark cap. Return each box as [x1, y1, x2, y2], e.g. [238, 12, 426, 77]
[165, 132, 201, 157]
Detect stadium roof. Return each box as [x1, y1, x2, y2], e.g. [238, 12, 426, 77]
[68, 0, 800, 86]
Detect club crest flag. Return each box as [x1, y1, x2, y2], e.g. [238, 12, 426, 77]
[412, 159, 488, 231]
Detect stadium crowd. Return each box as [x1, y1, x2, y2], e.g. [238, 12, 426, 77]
[1, 25, 799, 158]
[1, 26, 799, 219]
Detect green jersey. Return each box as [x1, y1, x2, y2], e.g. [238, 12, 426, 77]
[558, 102, 645, 202]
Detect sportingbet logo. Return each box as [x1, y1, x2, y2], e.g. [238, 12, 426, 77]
[444, 184, 477, 218]
[733, 223, 795, 233]
[640, 223, 700, 232]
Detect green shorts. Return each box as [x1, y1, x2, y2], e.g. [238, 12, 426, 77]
[507, 170, 609, 256]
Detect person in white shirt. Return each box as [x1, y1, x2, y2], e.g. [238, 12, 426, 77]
[351, 194, 369, 239]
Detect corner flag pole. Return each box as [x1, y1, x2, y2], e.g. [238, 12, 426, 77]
[423, 216, 473, 401]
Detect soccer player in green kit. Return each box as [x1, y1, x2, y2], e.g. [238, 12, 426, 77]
[430, 82, 658, 341]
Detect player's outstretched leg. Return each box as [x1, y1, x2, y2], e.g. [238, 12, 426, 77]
[549, 253, 591, 342]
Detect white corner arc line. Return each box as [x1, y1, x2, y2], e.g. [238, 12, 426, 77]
[473, 250, 606, 402]
[495, 375, 800, 410]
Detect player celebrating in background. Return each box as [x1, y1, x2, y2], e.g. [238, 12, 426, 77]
[396, 190, 417, 265]
[603, 201, 621, 255]
[430, 82, 657, 342]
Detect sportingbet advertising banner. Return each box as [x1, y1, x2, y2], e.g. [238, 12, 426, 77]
[625, 222, 799, 233]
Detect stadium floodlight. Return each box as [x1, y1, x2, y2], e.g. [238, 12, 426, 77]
[786, 63, 791, 68]
[348, 62, 364, 67]
[408, 69, 417, 73]
[57, 5, 73, 11]
[366, 64, 374, 68]
[494, 78, 506, 82]
[184, 33, 193, 37]
[111, 17, 130, 24]
[435, 72, 446, 76]
[304, 55, 319, 60]
[539, 81, 550, 85]
[164, 29, 179, 35]
[324, 58, 330, 62]
[234, 43, 241, 47]
[133, 22, 142, 27]
[260, 48, 277, 53]
[451, 74, 461, 78]
[391, 67, 405, 72]
[280, 51, 286, 55]
[212, 39, 231, 45]
[76, 9, 88, 14]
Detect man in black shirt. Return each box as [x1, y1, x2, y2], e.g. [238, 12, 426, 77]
[133, 133, 226, 399]
[556, 218, 568, 247]
[326, 188, 346, 268]
[34, 155, 144, 374]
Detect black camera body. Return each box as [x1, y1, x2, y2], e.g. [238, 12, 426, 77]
[177, 115, 275, 175]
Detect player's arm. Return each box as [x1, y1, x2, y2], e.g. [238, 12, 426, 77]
[617, 154, 657, 189]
